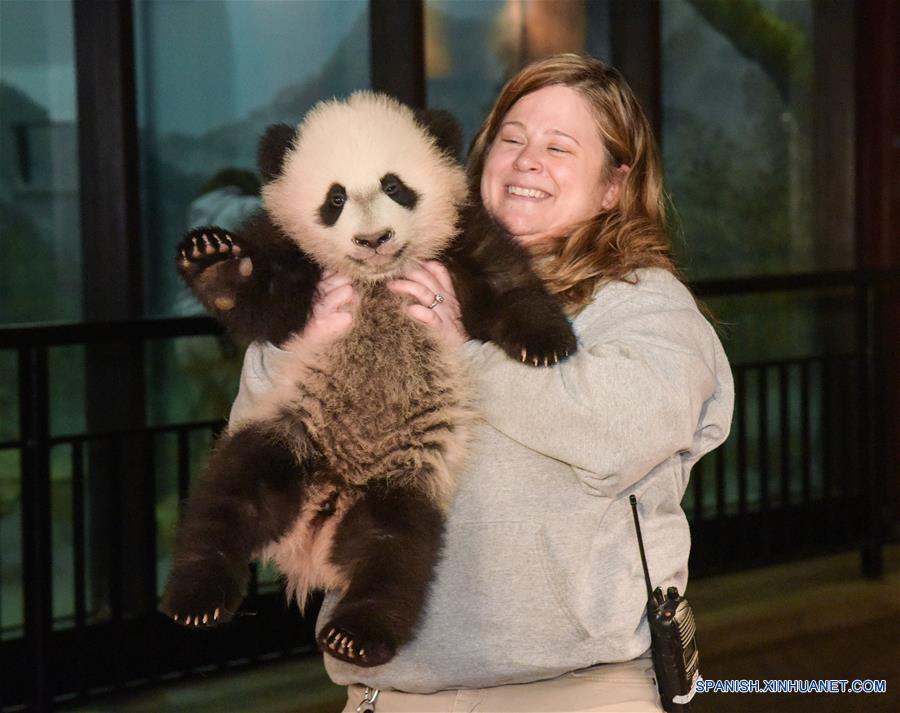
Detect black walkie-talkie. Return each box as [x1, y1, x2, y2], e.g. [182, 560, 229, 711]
[629, 495, 699, 713]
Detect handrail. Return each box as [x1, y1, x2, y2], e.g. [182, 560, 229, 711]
[0, 267, 896, 347]
[690, 266, 900, 297]
[0, 315, 221, 348]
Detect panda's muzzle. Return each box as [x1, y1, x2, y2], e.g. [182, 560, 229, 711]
[353, 229, 394, 250]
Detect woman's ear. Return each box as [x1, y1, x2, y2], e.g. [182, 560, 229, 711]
[601, 164, 630, 210]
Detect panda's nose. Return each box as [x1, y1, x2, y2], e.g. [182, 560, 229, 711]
[353, 229, 394, 249]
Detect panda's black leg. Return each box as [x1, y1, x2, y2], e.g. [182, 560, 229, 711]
[318, 482, 444, 667]
[161, 422, 315, 628]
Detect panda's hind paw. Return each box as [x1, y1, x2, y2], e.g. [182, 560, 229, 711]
[160, 564, 243, 629]
[318, 623, 396, 668]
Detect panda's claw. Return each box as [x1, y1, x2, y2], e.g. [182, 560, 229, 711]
[161, 562, 243, 629]
[318, 621, 395, 667]
[176, 228, 255, 312]
[178, 228, 245, 269]
[169, 608, 222, 629]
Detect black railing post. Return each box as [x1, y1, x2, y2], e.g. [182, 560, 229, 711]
[370, 0, 425, 108]
[858, 280, 883, 577]
[18, 345, 54, 712]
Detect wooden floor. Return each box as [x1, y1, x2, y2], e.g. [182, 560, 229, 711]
[61, 544, 899, 713]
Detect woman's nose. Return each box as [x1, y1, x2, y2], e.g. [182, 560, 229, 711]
[512, 146, 541, 172]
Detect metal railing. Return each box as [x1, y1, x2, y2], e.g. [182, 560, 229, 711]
[0, 268, 895, 711]
[0, 317, 318, 713]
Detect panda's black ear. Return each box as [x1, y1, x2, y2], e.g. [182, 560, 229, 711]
[257, 123, 297, 182]
[415, 108, 463, 162]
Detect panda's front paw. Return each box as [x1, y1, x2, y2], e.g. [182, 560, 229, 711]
[160, 563, 244, 629]
[318, 620, 397, 668]
[495, 314, 578, 368]
[178, 227, 246, 269]
[176, 227, 254, 311]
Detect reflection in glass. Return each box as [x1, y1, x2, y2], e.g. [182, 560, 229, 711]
[134, 0, 370, 317]
[426, 0, 611, 148]
[662, 0, 855, 279]
[0, 0, 81, 325]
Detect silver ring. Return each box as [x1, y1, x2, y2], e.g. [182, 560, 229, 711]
[427, 293, 445, 310]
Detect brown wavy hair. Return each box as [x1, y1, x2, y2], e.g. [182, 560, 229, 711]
[468, 53, 676, 314]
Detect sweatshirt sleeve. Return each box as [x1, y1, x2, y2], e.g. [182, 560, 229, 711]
[227, 340, 295, 430]
[463, 270, 732, 498]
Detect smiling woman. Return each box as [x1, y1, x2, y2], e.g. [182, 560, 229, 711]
[467, 55, 674, 316]
[480, 85, 615, 246]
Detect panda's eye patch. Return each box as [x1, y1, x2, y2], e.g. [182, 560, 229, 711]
[318, 183, 346, 226]
[380, 173, 418, 210]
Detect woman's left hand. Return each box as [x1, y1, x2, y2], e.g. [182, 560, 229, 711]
[388, 261, 469, 349]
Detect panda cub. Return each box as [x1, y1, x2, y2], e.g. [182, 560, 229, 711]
[161, 92, 577, 667]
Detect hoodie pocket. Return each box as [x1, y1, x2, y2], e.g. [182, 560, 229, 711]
[439, 520, 589, 667]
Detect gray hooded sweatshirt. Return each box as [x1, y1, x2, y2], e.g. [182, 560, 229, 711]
[231, 268, 734, 694]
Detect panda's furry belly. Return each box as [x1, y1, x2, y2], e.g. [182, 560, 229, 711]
[258, 282, 476, 604]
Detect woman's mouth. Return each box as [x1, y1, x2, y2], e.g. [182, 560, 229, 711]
[507, 185, 549, 199]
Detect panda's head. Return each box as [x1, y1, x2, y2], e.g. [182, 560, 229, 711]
[261, 92, 469, 281]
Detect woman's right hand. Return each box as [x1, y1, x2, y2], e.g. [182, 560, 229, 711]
[301, 270, 356, 352]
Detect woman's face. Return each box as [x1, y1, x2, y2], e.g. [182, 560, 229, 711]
[480, 85, 617, 246]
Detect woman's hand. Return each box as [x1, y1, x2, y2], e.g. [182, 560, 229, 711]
[301, 270, 356, 351]
[388, 261, 469, 349]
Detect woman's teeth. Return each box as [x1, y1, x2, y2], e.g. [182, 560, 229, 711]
[507, 185, 548, 199]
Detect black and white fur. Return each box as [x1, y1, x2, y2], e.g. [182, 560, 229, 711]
[161, 92, 577, 667]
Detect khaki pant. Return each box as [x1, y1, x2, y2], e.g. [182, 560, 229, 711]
[340, 655, 664, 713]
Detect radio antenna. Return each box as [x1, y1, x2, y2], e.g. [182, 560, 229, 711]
[629, 494, 654, 599]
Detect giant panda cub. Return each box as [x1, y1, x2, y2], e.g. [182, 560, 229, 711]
[161, 91, 577, 667]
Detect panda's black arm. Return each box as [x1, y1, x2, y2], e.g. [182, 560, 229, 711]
[442, 203, 578, 366]
[177, 211, 321, 346]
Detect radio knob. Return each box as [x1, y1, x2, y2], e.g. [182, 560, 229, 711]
[667, 586, 679, 601]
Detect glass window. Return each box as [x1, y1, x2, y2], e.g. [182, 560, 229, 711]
[662, 1, 860, 541]
[134, 0, 371, 318]
[662, 0, 855, 280]
[133, 0, 371, 429]
[426, 0, 611, 148]
[0, 0, 81, 640]
[0, 0, 81, 325]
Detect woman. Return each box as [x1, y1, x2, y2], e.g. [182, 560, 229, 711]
[233, 54, 733, 712]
